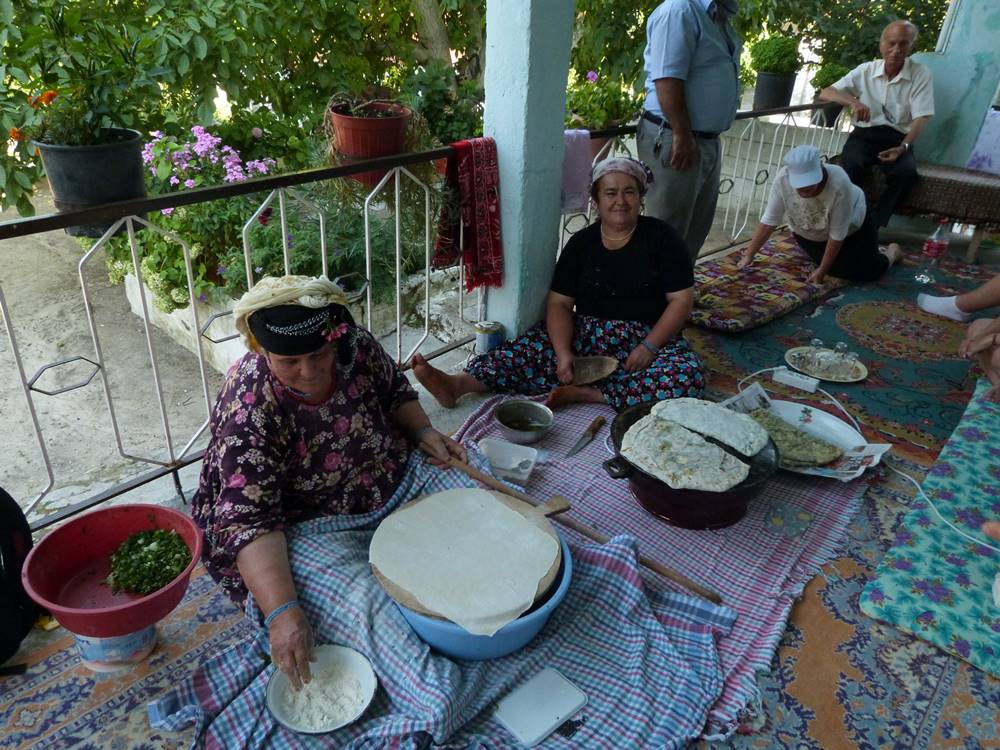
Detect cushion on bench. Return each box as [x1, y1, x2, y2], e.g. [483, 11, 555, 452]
[689, 237, 847, 332]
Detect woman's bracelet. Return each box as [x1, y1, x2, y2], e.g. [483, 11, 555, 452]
[264, 599, 300, 628]
[641, 339, 660, 355]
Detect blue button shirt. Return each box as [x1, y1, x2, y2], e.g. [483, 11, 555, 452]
[642, 0, 742, 134]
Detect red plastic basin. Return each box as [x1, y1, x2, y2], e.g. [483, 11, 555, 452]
[22, 504, 203, 638]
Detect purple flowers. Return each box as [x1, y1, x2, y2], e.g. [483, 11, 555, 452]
[143, 125, 278, 190]
[586, 70, 599, 83]
[913, 578, 951, 603]
[251, 127, 264, 139]
[955, 507, 986, 528]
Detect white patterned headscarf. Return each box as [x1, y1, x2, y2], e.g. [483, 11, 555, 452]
[591, 157, 654, 191]
[233, 275, 348, 353]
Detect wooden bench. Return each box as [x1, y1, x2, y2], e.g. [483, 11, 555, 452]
[896, 163, 1000, 262]
[835, 156, 1000, 262]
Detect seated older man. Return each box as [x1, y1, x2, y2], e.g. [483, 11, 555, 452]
[819, 20, 934, 226]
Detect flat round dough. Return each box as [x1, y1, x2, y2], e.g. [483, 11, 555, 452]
[370, 488, 561, 636]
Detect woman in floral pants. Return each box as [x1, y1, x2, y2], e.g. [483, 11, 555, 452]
[413, 158, 705, 411]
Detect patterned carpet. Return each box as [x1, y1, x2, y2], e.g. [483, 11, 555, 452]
[687, 243, 999, 750]
[2, 241, 997, 749]
[1, 567, 249, 750]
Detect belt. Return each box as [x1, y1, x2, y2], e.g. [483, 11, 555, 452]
[642, 111, 719, 140]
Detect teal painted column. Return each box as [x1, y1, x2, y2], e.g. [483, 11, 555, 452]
[915, 0, 1000, 167]
[482, 0, 575, 337]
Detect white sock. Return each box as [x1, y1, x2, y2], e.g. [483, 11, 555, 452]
[917, 293, 970, 322]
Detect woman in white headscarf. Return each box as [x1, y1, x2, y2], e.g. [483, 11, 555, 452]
[413, 157, 705, 410]
[192, 275, 468, 689]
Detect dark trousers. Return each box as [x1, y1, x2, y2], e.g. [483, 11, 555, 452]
[794, 213, 889, 282]
[839, 125, 917, 226]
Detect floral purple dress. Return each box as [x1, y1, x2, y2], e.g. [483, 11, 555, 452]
[192, 328, 417, 605]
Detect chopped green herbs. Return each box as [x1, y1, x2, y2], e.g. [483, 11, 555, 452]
[107, 529, 191, 595]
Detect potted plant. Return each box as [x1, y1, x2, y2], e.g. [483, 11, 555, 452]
[326, 91, 413, 187]
[749, 36, 803, 111]
[565, 71, 640, 157]
[809, 63, 850, 127]
[2, 11, 163, 234]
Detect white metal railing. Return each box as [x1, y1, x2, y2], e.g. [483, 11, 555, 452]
[0, 162, 475, 524]
[718, 107, 851, 246]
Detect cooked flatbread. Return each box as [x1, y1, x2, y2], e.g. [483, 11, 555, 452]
[749, 408, 843, 467]
[621, 414, 749, 492]
[651, 397, 769, 457]
[572, 356, 618, 385]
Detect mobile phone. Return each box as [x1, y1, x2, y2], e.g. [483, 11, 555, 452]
[494, 667, 587, 747]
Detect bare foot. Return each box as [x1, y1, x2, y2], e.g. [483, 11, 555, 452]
[410, 353, 459, 408]
[544, 385, 607, 409]
[410, 353, 488, 408]
[982, 521, 1000, 542]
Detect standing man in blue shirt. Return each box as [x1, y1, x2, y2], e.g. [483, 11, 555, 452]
[637, 0, 741, 261]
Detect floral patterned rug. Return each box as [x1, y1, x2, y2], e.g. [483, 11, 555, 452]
[687, 244, 999, 749]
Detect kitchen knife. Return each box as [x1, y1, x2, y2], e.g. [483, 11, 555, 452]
[565, 416, 605, 457]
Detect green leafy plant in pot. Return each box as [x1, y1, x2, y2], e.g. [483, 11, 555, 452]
[749, 36, 803, 111]
[565, 70, 640, 157]
[809, 63, 850, 127]
[2, 9, 163, 235]
[326, 91, 414, 187]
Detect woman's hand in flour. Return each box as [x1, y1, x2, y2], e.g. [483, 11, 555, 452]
[270, 605, 315, 690]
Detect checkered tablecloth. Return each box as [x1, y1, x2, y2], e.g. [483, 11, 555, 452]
[456, 396, 870, 737]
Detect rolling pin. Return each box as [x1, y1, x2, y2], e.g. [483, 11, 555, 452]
[447, 457, 722, 605]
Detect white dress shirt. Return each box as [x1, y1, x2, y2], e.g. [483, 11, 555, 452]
[831, 58, 935, 134]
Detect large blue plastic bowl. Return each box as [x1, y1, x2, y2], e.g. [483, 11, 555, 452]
[396, 534, 571, 660]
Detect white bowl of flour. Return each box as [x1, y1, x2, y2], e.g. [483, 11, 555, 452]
[266, 644, 377, 734]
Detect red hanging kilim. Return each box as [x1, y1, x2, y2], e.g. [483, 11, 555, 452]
[433, 137, 504, 292]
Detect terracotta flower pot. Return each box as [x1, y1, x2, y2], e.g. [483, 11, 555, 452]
[328, 102, 412, 187]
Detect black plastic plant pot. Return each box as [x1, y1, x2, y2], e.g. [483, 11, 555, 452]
[753, 73, 796, 111]
[34, 128, 147, 238]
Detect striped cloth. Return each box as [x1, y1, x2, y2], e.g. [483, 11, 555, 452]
[149, 450, 736, 748]
[455, 396, 870, 737]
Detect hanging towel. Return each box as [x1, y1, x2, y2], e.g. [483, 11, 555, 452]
[432, 137, 504, 292]
[562, 129, 593, 213]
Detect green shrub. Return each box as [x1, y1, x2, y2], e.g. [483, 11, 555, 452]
[565, 70, 640, 130]
[750, 37, 803, 76]
[810, 63, 850, 92]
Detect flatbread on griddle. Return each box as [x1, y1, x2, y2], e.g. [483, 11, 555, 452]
[621, 414, 749, 492]
[749, 408, 843, 468]
[651, 397, 769, 457]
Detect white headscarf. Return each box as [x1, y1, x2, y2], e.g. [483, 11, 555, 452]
[591, 157, 653, 190]
[233, 275, 348, 352]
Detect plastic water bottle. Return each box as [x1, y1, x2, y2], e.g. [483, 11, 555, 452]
[914, 219, 950, 284]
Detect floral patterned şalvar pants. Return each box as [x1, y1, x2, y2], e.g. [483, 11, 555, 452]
[465, 315, 705, 411]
